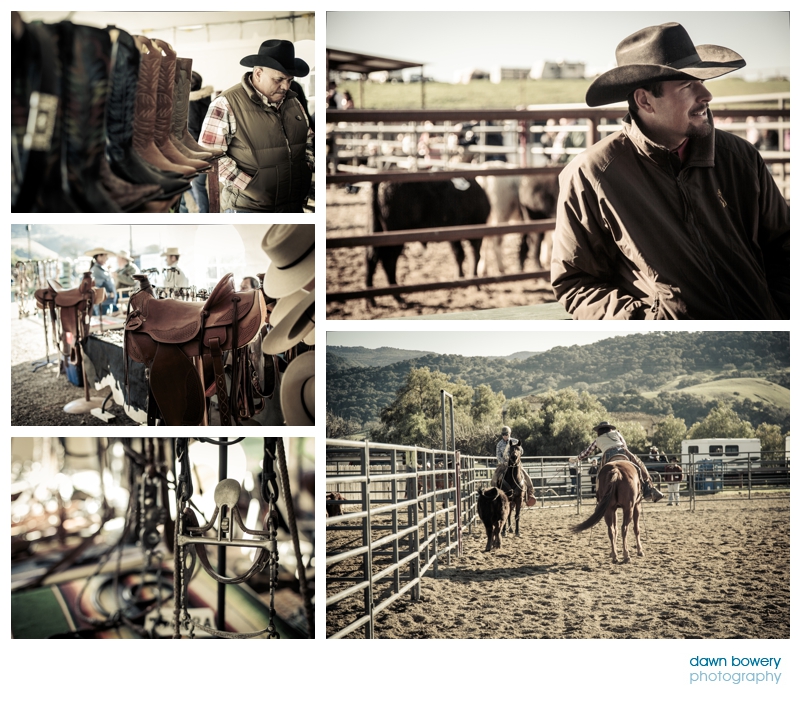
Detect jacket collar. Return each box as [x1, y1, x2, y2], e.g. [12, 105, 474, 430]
[624, 111, 715, 171]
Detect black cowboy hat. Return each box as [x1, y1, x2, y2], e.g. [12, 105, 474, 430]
[592, 421, 616, 433]
[240, 39, 309, 77]
[586, 23, 745, 107]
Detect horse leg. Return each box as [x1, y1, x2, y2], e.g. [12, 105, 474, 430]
[484, 521, 493, 552]
[633, 503, 644, 556]
[621, 506, 631, 564]
[515, 497, 521, 536]
[606, 512, 618, 564]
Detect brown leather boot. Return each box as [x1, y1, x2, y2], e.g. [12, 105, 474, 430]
[172, 57, 220, 160]
[105, 27, 193, 199]
[132, 35, 195, 176]
[149, 38, 210, 172]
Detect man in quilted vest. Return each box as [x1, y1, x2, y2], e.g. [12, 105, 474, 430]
[199, 40, 313, 213]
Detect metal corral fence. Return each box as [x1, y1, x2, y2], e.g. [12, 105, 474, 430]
[326, 439, 498, 638]
[326, 95, 790, 303]
[326, 442, 789, 638]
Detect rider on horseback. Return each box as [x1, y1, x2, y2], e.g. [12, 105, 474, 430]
[492, 426, 536, 505]
[576, 421, 664, 502]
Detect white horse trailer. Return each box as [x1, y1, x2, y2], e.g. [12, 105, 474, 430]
[681, 438, 761, 466]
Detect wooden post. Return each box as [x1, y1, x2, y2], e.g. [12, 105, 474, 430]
[208, 160, 221, 213]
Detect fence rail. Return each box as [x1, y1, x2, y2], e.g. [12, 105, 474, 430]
[327, 95, 790, 305]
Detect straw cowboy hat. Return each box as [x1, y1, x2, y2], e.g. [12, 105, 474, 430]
[280, 351, 314, 426]
[262, 290, 314, 355]
[240, 39, 309, 77]
[117, 249, 134, 261]
[261, 224, 314, 298]
[586, 22, 746, 107]
[161, 247, 181, 257]
[84, 247, 117, 258]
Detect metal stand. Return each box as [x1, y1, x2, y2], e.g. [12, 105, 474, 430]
[216, 440, 227, 632]
[63, 346, 104, 415]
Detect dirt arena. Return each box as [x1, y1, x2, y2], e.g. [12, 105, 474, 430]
[326, 184, 556, 319]
[326, 495, 790, 638]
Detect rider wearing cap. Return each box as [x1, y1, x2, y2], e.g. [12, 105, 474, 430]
[576, 421, 664, 502]
[492, 426, 536, 505]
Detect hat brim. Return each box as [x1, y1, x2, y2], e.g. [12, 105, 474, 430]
[263, 251, 314, 299]
[269, 289, 310, 327]
[262, 293, 314, 355]
[240, 55, 309, 77]
[85, 248, 117, 258]
[586, 44, 745, 107]
[280, 351, 315, 426]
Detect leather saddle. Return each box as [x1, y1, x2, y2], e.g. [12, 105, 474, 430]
[124, 272, 266, 425]
[34, 271, 106, 363]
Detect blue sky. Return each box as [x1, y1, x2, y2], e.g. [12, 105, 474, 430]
[328, 11, 790, 82]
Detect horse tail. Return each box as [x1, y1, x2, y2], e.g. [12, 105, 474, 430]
[571, 472, 620, 533]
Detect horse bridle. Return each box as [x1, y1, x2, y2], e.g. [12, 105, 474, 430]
[172, 437, 284, 639]
[502, 448, 525, 495]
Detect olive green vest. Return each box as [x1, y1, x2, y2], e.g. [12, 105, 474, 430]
[220, 74, 310, 212]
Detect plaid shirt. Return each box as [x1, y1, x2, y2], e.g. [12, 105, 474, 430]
[199, 77, 314, 189]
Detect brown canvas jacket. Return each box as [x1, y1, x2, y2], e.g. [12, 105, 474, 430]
[551, 113, 789, 320]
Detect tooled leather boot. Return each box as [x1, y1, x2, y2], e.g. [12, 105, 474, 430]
[148, 37, 210, 172]
[132, 35, 196, 176]
[171, 57, 217, 160]
[172, 57, 223, 160]
[105, 27, 192, 199]
[56, 21, 123, 212]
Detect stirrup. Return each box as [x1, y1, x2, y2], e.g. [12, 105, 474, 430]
[650, 487, 665, 503]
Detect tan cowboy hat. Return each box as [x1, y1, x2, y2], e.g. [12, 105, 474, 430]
[262, 291, 314, 355]
[261, 224, 315, 298]
[161, 247, 181, 257]
[586, 23, 746, 107]
[84, 247, 117, 258]
[281, 351, 314, 426]
[303, 327, 315, 346]
[117, 249, 133, 261]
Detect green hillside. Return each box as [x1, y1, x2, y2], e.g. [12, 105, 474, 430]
[328, 331, 789, 434]
[645, 377, 789, 410]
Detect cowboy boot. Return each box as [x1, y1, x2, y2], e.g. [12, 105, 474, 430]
[148, 38, 210, 172]
[105, 27, 193, 199]
[171, 57, 217, 160]
[132, 35, 195, 176]
[99, 158, 163, 211]
[57, 21, 123, 212]
[12, 18, 74, 212]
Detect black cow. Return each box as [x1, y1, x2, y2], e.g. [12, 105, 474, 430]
[366, 178, 491, 301]
[477, 487, 511, 552]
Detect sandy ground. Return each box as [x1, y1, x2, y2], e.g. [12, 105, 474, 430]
[326, 495, 790, 639]
[11, 301, 138, 426]
[326, 184, 557, 319]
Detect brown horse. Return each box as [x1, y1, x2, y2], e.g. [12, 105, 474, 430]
[572, 459, 643, 564]
[501, 443, 526, 537]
